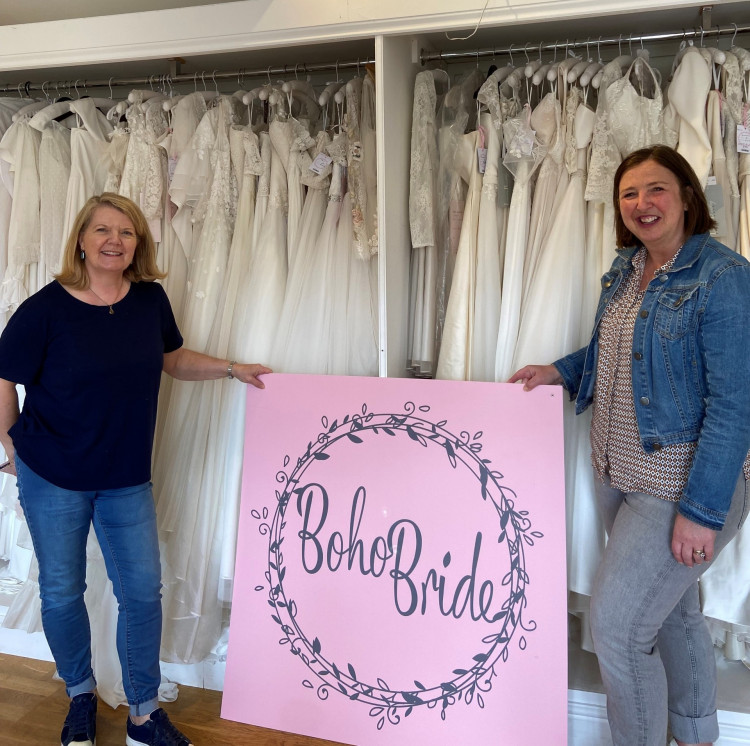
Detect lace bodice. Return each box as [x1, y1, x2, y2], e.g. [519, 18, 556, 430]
[722, 51, 743, 126]
[477, 72, 519, 132]
[410, 71, 439, 249]
[360, 73, 378, 256]
[585, 59, 626, 202]
[345, 76, 372, 259]
[502, 104, 546, 185]
[326, 131, 350, 203]
[103, 126, 129, 193]
[229, 125, 249, 184]
[326, 131, 349, 166]
[606, 58, 664, 158]
[119, 99, 169, 221]
[203, 105, 237, 227]
[39, 122, 71, 274]
[300, 130, 332, 189]
[256, 131, 272, 200]
[242, 128, 263, 178]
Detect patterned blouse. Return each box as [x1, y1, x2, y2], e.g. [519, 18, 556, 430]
[590, 247, 750, 500]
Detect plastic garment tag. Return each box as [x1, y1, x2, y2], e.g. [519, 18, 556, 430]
[309, 152, 333, 174]
[705, 181, 728, 239]
[737, 124, 750, 154]
[477, 147, 487, 174]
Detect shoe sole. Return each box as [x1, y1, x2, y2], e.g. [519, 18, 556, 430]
[126, 737, 147, 746]
[61, 739, 94, 746]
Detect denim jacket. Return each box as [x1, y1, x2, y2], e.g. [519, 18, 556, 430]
[554, 233, 750, 530]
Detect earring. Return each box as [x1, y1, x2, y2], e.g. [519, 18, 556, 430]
[80, 250, 85, 260]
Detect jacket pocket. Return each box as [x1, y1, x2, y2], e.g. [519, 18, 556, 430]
[653, 285, 700, 340]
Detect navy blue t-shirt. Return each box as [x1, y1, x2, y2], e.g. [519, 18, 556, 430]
[0, 280, 183, 490]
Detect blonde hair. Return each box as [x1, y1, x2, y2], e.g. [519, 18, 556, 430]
[56, 193, 166, 289]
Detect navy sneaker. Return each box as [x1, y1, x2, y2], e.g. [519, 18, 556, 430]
[126, 708, 193, 746]
[60, 692, 97, 746]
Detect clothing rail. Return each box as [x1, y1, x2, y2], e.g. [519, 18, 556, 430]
[0, 57, 376, 96]
[420, 22, 750, 64]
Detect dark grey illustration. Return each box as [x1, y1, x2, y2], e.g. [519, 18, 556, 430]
[251, 401, 542, 728]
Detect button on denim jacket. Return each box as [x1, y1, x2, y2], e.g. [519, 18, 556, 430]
[554, 233, 750, 530]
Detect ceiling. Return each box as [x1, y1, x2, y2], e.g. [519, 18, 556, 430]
[0, 0, 240, 25]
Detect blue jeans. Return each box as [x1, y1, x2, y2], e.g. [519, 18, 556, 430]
[590, 472, 749, 746]
[16, 455, 162, 717]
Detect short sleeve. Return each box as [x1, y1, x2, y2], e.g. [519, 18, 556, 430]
[0, 299, 48, 385]
[155, 283, 183, 354]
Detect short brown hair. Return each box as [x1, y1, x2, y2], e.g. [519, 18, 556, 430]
[56, 193, 166, 289]
[612, 145, 717, 249]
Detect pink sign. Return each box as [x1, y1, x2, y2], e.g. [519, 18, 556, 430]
[222, 374, 567, 745]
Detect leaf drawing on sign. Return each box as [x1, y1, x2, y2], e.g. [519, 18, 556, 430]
[250, 399, 543, 728]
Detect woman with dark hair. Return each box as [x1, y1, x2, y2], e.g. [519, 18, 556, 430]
[510, 145, 750, 746]
[0, 193, 271, 746]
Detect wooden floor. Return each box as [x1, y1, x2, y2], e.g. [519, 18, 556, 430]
[0, 653, 348, 746]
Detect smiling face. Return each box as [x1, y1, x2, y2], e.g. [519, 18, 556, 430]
[617, 159, 689, 257]
[79, 205, 139, 279]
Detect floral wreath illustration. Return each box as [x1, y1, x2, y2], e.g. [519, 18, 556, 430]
[251, 401, 542, 729]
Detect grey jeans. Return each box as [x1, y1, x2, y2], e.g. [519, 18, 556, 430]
[589, 472, 749, 746]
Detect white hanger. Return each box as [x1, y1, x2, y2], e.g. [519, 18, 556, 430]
[242, 85, 272, 106]
[318, 80, 345, 107]
[162, 94, 186, 112]
[429, 68, 450, 94]
[731, 45, 750, 74]
[28, 96, 114, 130]
[524, 42, 544, 78]
[127, 89, 163, 104]
[579, 61, 603, 87]
[11, 99, 46, 122]
[281, 77, 317, 101]
[532, 63, 554, 86]
[27, 100, 77, 128]
[567, 60, 590, 83]
[547, 55, 580, 82]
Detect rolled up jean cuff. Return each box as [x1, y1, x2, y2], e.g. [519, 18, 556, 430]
[669, 707, 719, 745]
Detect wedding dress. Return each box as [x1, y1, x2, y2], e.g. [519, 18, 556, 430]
[61, 98, 114, 246]
[435, 129, 482, 380]
[521, 90, 564, 316]
[158, 118, 260, 667]
[36, 121, 71, 280]
[345, 76, 379, 376]
[168, 92, 211, 265]
[271, 131, 330, 370]
[119, 96, 168, 246]
[155, 97, 251, 664]
[277, 133, 347, 374]
[606, 57, 664, 158]
[0, 119, 41, 310]
[470, 78, 511, 382]
[706, 90, 737, 250]
[668, 47, 712, 186]
[408, 70, 446, 376]
[493, 103, 545, 382]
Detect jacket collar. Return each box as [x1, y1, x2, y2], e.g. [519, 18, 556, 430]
[614, 233, 708, 273]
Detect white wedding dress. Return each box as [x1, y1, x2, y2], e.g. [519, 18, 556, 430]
[494, 103, 545, 382]
[0, 119, 42, 310]
[271, 131, 330, 370]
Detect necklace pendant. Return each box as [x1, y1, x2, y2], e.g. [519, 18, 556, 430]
[108, 306, 114, 315]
